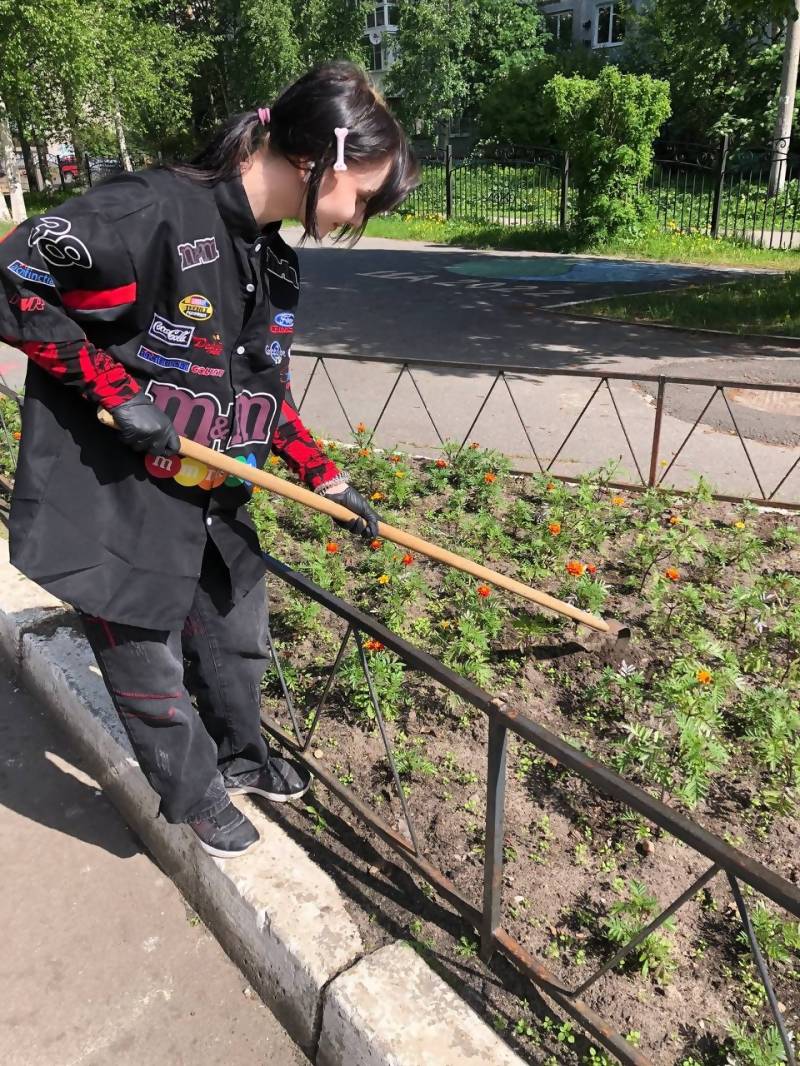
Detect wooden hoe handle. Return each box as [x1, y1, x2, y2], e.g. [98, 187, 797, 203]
[98, 409, 611, 633]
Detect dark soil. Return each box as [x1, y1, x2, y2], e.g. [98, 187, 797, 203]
[252, 466, 800, 1066]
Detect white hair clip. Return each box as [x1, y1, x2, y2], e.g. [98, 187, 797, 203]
[333, 127, 349, 171]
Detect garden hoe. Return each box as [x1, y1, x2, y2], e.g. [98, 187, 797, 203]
[98, 410, 630, 658]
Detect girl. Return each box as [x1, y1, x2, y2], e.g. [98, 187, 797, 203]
[0, 61, 419, 858]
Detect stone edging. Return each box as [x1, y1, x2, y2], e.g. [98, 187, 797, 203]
[0, 538, 525, 1066]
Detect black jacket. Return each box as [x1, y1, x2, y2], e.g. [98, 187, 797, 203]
[0, 168, 337, 628]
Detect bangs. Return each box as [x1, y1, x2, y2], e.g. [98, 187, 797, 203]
[334, 140, 420, 245]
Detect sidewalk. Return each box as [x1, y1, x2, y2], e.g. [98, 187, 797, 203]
[0, 667, 308, 1066]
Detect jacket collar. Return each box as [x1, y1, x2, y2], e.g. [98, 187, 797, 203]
[213, 173, 281, 244]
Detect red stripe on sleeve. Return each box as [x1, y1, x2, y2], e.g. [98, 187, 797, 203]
[61, 282, 137, 311]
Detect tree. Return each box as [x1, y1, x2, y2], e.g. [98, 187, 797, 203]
[546, 65, 671, 241]
[622, 0, 786, 143]
[767, 0, 800, 194]
[385, 0, 472, 138]
[479, 48, 607, 147]
[387, 0, 546, 140]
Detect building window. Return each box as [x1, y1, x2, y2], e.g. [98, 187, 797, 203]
[595, 2, 625, 46]
[370, 40, 384, 70]
[366, 3, 399, 30]
[545, 10, 573, 46]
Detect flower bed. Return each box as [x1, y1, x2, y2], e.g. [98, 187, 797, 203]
[253, 428, 800, 1066]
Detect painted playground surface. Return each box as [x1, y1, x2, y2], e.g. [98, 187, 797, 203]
[444, 255, 745, 286]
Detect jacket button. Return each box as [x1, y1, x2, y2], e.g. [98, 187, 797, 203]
[206, 517, 213, 527]
[245, 282, 255, 293]
[254, 243, 262, 253]
[236, 345, 245, 355]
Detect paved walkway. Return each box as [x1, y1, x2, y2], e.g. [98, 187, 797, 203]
[0, 666, 308, 1066]
[2, 233, 798, 500]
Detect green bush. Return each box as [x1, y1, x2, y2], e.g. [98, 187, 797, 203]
[545, 65, 671, 242]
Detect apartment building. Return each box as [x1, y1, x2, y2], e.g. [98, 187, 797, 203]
[363, 1, 647, 78]
[538, 0, 645, 50]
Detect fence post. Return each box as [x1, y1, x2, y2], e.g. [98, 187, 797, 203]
[560, 151, 570, 230]
[710, 134, 729, 238]
[444, 144, 453, 220]
[84, 152, 92, 188]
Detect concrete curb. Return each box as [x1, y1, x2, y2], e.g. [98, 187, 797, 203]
[537, 305, 800, 348]
[0, 539, 527, 1066]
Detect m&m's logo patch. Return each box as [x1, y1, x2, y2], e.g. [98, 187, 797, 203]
[145, 452, 258, 490]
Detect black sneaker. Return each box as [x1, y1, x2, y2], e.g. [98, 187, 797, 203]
[189, 800, 260, 858]
[226, 756, 312, 803]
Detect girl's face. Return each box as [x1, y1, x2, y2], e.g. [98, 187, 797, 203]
[310, 157, 393, 238]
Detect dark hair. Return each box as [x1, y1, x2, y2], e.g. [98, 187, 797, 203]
[170, 61, 419, 241]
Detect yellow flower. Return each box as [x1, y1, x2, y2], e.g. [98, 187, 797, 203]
[371, 492, 384, 501]
[612, 495, 625, 507]
[377, 574, 390, 585]
[395, 471, 406, 478]
[268, 455, 281, 466]
[734, 520, 746, 530]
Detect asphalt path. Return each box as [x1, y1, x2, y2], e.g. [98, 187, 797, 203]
[2, 233, 799, 501]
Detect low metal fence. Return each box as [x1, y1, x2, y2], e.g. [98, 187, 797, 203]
[291, 353, 800, 510]
[1, 373, 798, 1063]
[259, 555, 799, 1066]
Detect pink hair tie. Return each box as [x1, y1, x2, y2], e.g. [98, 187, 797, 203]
[257, 107, 271, 126]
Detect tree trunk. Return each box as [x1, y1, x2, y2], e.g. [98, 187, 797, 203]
[0, 91, 26, 222]
[768, 1, 800, 197]
[35, 137, 52, 187]
[110, 80, 133, 171]
[17, 114, 44, 193]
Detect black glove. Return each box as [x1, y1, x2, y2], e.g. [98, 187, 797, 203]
[324, 483, 382, 541]
[111, 393, 180, 456]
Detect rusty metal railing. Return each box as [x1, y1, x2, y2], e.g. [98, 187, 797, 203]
[292, 352, 800, 510]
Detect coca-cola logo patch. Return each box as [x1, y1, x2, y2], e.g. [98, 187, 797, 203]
[148, 312, 195, 349]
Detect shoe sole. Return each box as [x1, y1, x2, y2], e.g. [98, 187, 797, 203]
[227, 780, 311, 803]
[196, 836, 260, 859]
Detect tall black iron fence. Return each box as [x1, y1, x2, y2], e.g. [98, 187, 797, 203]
[402, 138, 800, 249]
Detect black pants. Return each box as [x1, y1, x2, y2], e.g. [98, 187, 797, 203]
[80, 542, 270, 823]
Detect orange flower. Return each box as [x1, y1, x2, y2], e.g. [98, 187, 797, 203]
[12, 431, 21, 441]
[566, 560, 585, 577]
[371, 492, 384, 501]
[315, 437, 326, 449]
[358, 448, 370, 458]
[587, 563, 597, 574]
[377, 574, 390, 585]
[370, 538, 382, 550]
[665, 567, 680, 582]
[326, 542, 339, 553]
[548, 521, 561, 536]
[401, 553, 413, 566]
[268, 455, 281, 466]
[435, 459, 448, 469]
[696, 669, 712, 685]
[546, 482, 556, 492]
[612, 495, 625, 507]
[669, 514, 681, 525]
[389, 454, 402, 463]
[356, 422, 367, 433]
[252, 486, 261, 494]
[484, 471, 497, 484]
[469, 441, 480, 450]
[364, 638, 385, 651]
[477, 584, 491, 598]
